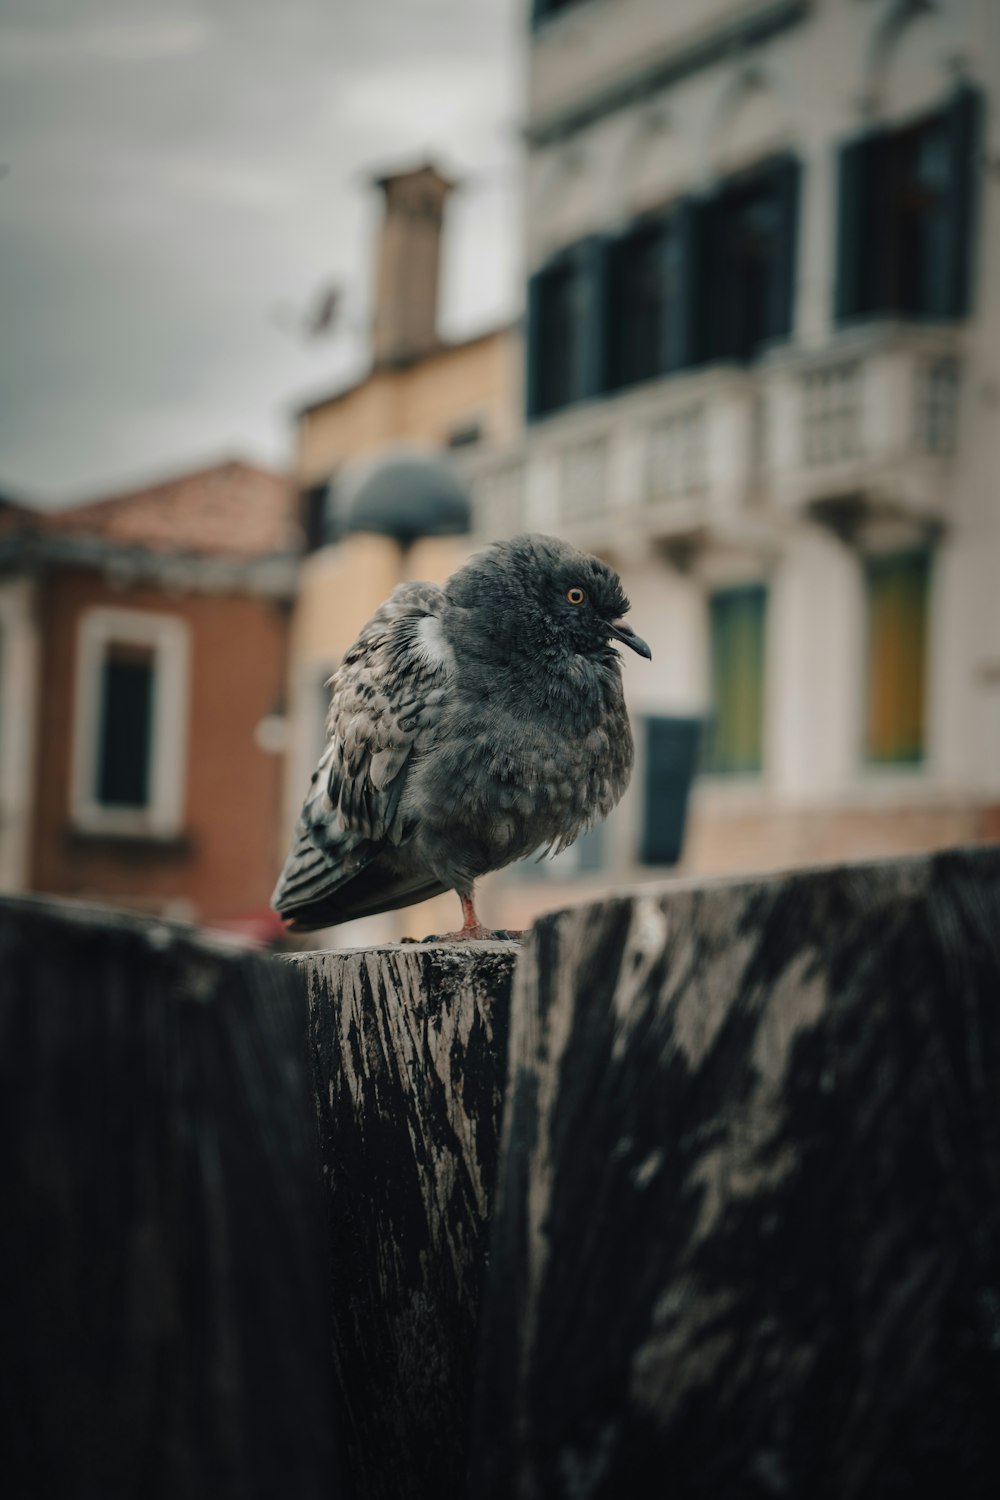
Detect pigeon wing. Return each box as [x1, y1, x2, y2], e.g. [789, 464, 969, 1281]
[272, 581, 454, 926]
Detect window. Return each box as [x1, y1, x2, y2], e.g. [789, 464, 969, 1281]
[608, 217, 672, 389]
[836, 89, 981, 324]
[697, 155, 800, 363]
[71, 609, 189, 836]
[446, 419, 484, 450]
[641, 716, 702, 865]
[301, 475, 339, 552]
[96, 643, 155, 808]
[864, 553, 930, 765]
[706, 586, 767, 774]
[524, 156, 799, 419]
[526, 237, 609, 419]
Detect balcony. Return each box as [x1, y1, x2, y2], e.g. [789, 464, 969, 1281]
[464, 324, 964, 554]
[765, 324, 964, 536]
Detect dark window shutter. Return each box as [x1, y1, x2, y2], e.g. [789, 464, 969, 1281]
[708, 191, 734, 360]
[665, 198, 699, 372]
[942, 86, 983, 317]
[606, 217, 670, 389]
[835, 136, 870, 323]
[576, 234, 613, 399]
[836, 132, 894, 321]
[691, 190, 725, 362]
[641, 716, 702, 866]
[835, 136, 865, 322]
[605, 232, 626, 388]
[768, 154, 801, 342]
[524, 272, 543, 421]
[528, 237, 611, 418]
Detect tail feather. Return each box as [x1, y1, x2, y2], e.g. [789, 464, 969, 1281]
[272, 822, 447, 931]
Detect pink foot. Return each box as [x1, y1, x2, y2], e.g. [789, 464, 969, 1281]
[421, 893, 523, 943]
[422, 926, 523, 943]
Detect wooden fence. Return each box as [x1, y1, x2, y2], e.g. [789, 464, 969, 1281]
[3, 845, 1000, 1498]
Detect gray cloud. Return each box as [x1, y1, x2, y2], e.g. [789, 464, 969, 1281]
[0, 0, 522, 502]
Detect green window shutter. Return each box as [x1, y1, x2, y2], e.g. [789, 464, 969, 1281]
[641, 716, 702, 865]
[864, 552, 930, 765]
[707, 586, 767, 774]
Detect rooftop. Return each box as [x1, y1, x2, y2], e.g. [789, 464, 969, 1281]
[1, 459, 298, 561]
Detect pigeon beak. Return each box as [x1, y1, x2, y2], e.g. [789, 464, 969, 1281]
[608, 621, 652, 660]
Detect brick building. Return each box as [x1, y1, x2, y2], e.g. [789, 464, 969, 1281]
[0, 460, 298, 934]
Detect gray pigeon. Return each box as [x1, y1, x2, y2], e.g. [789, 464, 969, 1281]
[272, 533, 650, 938]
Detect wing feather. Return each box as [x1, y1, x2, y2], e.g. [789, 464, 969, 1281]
[272, 581, 455, 926]
[321, 582, 454, 843]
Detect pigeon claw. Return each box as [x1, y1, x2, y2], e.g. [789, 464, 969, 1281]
[421, 926, 523, 944]
[421, 892, 523, 943]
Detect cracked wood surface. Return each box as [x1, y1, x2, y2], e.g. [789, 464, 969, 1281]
[0, 896, 340, 1500]
[470, 845, 1000, 1500]
[299, 942, 518, 1500]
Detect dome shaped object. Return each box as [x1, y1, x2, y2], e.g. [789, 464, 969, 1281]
[342, 451, 471, 545]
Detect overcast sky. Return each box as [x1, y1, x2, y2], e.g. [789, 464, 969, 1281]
[0, 0, 522, 505]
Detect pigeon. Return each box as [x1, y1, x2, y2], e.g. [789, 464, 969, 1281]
[272, 533, 651, 939]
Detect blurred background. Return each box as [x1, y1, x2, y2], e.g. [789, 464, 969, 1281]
[1, 0, 998, 946]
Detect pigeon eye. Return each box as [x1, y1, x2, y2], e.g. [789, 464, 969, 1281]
[566, 587, 586, 606]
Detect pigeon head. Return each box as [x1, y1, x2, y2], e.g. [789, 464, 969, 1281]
[446, 534, 651, 663]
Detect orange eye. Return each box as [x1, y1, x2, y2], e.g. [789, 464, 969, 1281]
[566, 587, 586, 606]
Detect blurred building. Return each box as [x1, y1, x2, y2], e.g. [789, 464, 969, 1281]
[0, 460, 297, 934]
[470, 0, 1000, 926]
[284, 161, 519, 939]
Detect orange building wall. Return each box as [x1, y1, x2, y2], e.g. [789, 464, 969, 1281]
[30, 568, 290, 924]
[296, 330, 520, 484]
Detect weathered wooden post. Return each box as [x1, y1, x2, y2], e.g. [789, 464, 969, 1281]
[469, 846, 1000, 1499]
[298, 942, 518, 1500]
[0, 896, 341, 1500]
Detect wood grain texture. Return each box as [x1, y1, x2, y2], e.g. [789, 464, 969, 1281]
[300, 942, 518, 1500]
[470, 846, 1000, 1500]
[0, 896, 340, 1500]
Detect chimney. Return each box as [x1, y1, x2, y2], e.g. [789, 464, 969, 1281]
[370, 163, 456, 369]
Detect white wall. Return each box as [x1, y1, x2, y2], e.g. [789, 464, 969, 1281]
[516, 0, 1000, 825]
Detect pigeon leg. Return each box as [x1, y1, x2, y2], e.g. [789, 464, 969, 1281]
[421, 888, 523, 943]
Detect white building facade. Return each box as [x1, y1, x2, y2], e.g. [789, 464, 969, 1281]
[467, 0, 1000, 920]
